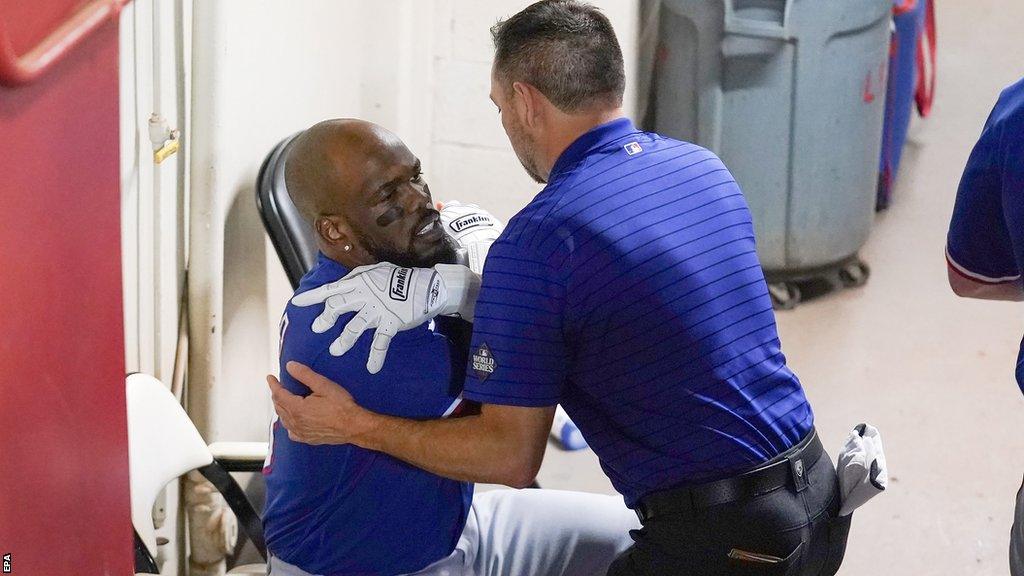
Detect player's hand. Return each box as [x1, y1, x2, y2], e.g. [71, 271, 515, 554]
[291, 262, 480, 373]
[439, 200, 505, 274]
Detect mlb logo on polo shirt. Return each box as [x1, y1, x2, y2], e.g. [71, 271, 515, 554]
[624, 141, 643, 156]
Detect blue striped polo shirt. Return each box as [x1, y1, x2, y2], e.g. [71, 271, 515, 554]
[463, 118, 814, 506]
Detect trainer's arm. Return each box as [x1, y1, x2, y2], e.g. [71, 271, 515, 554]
[270, 361, 555, 488]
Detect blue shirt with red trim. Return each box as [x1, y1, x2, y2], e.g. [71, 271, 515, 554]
[263, 253, 473, 576]
[463, 118, 813, 507]
[947, 77, 1024, 392]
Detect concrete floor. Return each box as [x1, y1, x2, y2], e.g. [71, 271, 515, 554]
[533, 2, 1024, 574]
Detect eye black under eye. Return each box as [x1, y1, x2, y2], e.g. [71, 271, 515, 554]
[377, 206, 403, 227]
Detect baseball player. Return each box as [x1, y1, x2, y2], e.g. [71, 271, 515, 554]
[263, 118, 638, 576]
[946, 77, 1024, 575]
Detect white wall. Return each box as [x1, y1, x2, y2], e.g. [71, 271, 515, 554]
[121, 0, 189, 398]
[428, 0, 640, 221]
[188, 0, 404, 442]
[120, 0, 191, 571]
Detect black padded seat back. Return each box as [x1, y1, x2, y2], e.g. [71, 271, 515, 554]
[256, 132, 319, 289]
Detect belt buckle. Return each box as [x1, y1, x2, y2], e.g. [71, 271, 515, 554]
[790, 457, 809, 493]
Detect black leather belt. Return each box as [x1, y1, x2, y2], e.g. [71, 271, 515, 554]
[635, 429, 824, 523]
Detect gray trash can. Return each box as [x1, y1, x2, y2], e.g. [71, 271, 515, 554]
[653, 0, 891, 308]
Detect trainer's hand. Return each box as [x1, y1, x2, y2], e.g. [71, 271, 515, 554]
[291, 262, 480, 373]
[268, 361, 373, 446]
[439, 200, 505, 274]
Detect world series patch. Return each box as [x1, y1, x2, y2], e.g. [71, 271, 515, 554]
[472, 343, 496, 381]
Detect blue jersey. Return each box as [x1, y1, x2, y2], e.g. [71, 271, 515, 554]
[463, 118, 813, 507]
[947, 78, 1024, 392]
[263, 254, 473, 576]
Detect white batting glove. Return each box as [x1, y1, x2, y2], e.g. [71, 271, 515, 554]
[440, 201, 505, 274]
[836, 423, 888, 516]
[291, 263, 481, 373]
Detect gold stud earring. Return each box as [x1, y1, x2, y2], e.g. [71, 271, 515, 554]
[344, 245, 351, 252]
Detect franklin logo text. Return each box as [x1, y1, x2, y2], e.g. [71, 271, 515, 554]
[450, 214, 494, 234]
[389, 267, 411, 301]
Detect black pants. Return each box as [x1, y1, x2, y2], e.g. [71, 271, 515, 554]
[608, 436, 851, 576]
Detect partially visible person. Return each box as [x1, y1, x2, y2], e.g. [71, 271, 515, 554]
[263, 118, 637, 576]
[946, 77, 1024, 575]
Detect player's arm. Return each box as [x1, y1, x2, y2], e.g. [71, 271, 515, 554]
[291, 202, 504, 374]
[945, 97, 1023, 301]
[291, 262, 482, 374]
[270, 361, 554, 488]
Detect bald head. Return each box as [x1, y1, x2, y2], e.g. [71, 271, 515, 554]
[285, 118, 403, 225]
[282, 118, 457, 269]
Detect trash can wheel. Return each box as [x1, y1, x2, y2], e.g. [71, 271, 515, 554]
[838, 260, 870, 288]
[768, 282, 802, 310]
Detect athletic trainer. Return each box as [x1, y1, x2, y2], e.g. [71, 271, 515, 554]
[271, 2, 851, 574]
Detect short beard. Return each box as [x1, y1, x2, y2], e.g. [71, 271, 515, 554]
[357, 230, 460, 269]
[507, 119, 547, 184]
[518, 154, 546, 184]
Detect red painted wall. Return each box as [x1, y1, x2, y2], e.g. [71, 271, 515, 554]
[0, 1, 131, 574]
